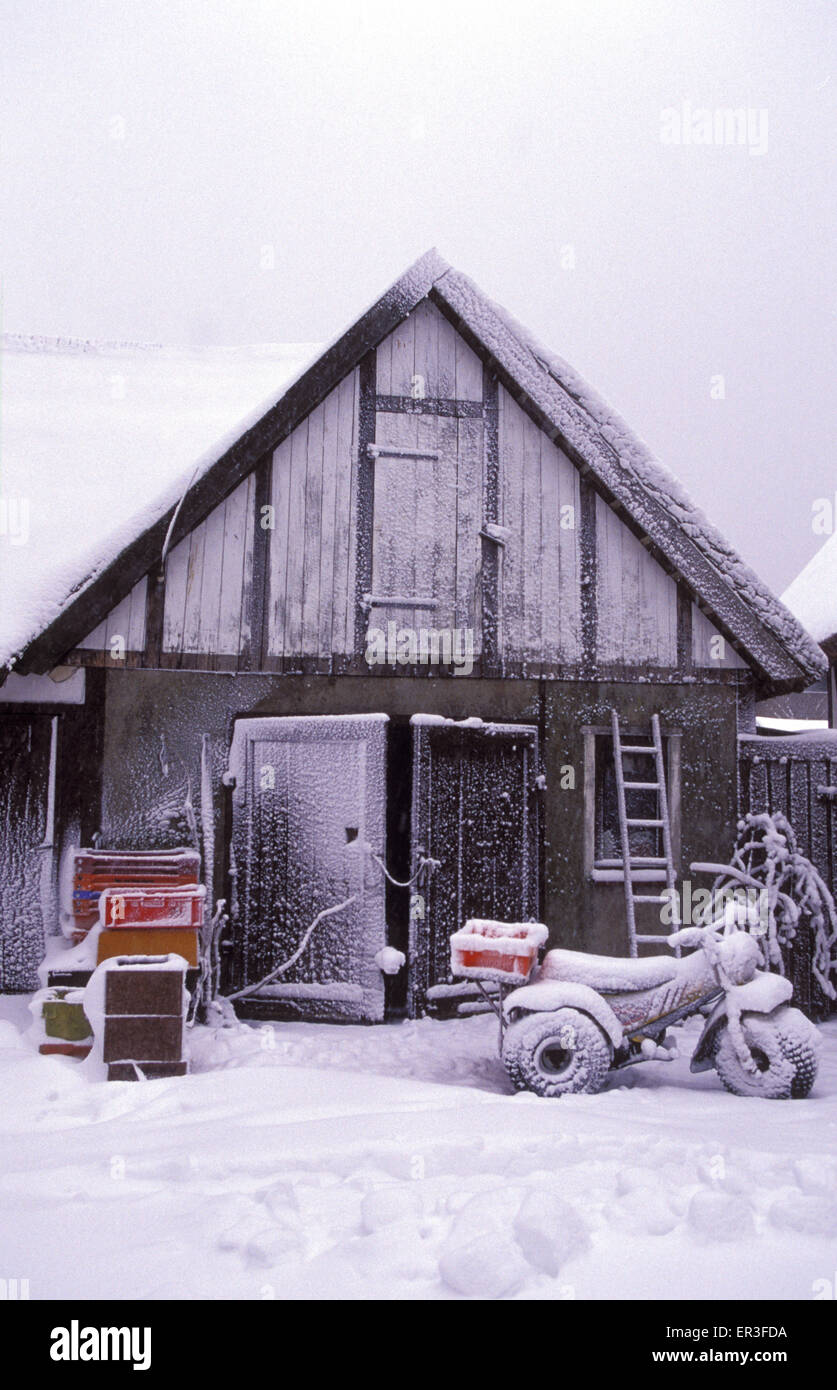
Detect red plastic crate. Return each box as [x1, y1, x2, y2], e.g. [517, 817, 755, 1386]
[450, 919, 548, 983]
[99, 885, 206, 930]
[71, 848, 201, 940]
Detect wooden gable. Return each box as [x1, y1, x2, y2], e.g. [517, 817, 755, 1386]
[17, 250, 819, 692]
[64, 295, 756, 679]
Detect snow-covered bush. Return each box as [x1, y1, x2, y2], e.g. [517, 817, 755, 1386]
[694, 811, 837, 1003]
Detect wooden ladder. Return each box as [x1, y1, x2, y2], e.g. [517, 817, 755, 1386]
[611, 709, 680, 957]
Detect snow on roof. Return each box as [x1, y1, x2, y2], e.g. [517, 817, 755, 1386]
[781, 529, 837, 647]
[0, 335, 318, 667]
[755, 716, 829, 733]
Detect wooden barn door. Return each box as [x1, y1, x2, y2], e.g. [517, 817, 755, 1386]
[228, 715, 388, 1021]
[408, 717, 539, 1016]
[0, 715, 54, 992]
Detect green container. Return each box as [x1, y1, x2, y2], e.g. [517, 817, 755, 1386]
[42, 991, 92, 1042]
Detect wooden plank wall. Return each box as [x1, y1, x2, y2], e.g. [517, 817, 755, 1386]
[692, 603, 747, 670]
[499, 387, 581, 666]
[162, 473, 255, 660]
[77, 576, 148, 656]
[266, 370, 358, 663]
[65, 295, 757, 681]
[377, 298, 483, 401]
[596, 494, 678, 666]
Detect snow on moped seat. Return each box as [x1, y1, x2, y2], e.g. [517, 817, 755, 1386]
[540, 949, 679, 994]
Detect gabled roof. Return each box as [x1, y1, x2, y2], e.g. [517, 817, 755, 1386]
[782, 531, 837, 658]
[5, 250, 827, 691]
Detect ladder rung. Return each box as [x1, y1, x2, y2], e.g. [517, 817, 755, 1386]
[624, 781, 659, 791]
[632, 893, 668, 903]
[620, 745, 656, 755]
[626, 818, 664, 828]
[634, 935, 671, 944]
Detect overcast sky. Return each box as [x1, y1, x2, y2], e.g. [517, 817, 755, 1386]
[1, 0, 834, 593]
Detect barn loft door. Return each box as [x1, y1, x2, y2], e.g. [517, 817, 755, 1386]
[228, 714, 388, 1022]
[367, 412, 482, 643]
[408, 717, 539, 1016]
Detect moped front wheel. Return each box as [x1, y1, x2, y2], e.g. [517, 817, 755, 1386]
[713, 1006, 819, 1100]
[502, 1008, 612, 1098]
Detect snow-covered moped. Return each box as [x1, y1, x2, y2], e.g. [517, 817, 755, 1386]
[450, 915, 820, 1099]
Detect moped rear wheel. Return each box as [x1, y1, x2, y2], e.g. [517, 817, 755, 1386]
[712, 1006, 819, 1099]
[502, 1008, 612, 1098]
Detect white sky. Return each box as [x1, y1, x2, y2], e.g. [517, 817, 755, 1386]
[1, 0, 835, 592]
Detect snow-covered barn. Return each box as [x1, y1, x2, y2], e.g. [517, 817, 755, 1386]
[0, 251, 827, 1018]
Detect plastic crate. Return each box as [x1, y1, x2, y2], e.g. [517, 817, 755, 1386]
[450, 919, 548, 984]
[99, 885, 206, 930]
[71, 848, 201, 939]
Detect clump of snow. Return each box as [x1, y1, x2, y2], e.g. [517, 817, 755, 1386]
[687, 1189, 756, 1243]
[768, 1193, 837, 1238]
[374, 947, 406, 977]
[606, 1184, 680, 1237]
[438, 1187, 531, 1298]
[361, 1185, 423, 1233]
[513, 1190, 589, 1274]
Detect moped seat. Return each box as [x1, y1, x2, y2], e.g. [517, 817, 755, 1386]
[540, 949, 679, 994]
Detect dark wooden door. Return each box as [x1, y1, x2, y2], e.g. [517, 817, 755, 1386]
[0, 716, 53, 991]
[228, 715, 388, 1021]
[408, 717, 539, 1015]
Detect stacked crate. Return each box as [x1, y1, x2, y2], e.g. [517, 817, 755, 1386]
[97, 883, 205, 966]
[72, 848, 201, 942]
[102, 955, 189, 1081]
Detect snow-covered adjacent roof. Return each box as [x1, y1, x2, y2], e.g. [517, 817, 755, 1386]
[0, 336, 318, 669]
[781, 530, 837, 650]
[755, 716, 829, 734]
[1, 251, 827, 691]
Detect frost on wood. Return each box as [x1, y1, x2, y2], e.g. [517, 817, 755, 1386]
[0, 717, 51, 990]
[696, 812, 837, 1002]
[228, 715, 388, 1021]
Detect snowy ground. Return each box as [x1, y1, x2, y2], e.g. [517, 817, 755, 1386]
[1, 996, 836, 1301]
